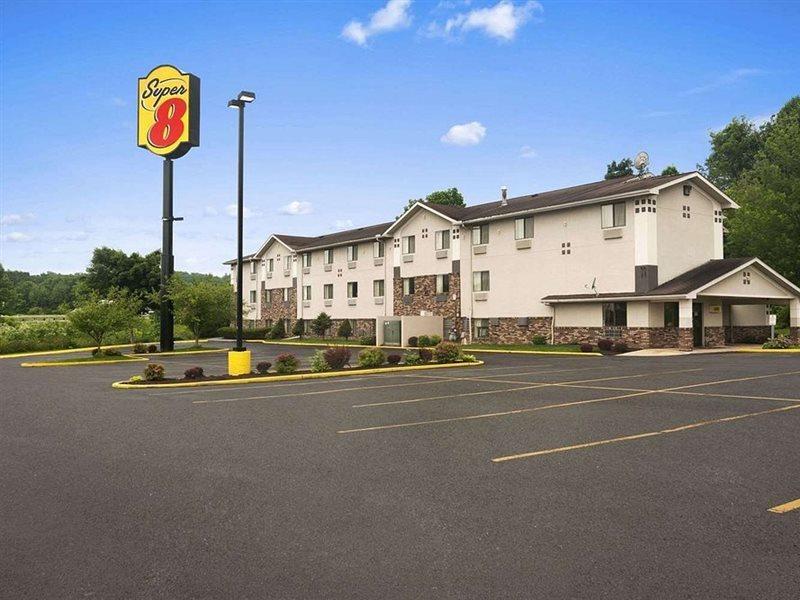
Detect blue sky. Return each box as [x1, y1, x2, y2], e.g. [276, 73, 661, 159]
[1, 0, 798, 275]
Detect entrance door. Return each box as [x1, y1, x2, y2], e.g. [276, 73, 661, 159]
[383, 320, 401, 346]
[692, 303, 703, 347]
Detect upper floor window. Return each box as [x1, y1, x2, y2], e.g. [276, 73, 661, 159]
[603, 302, 627, 327]
[347, 281, 358, 298]
[347, 244, 359, 262]
[374, 240, 385, 258]
[323, 249, 333, 264]
[282, 288, 290, 302]
[302, 253, 311, 268]
[373, 279, 385, 297]
[601, 202, 626, 228]
[302, 285, 311, 301]
[264, 289, 273, 304]
[403, 277, 415, 295]
[249, 290, 257, 303]
[436, 274, 450, 294]
[402, 235, 415, 255]
[515, 217, 534, 240]
[472, 271, 490, 292]
[435, 230, 450, 250]
[472, 224, 489, 245]
[323, 283, 333, 299]
[265, 258, 274, 272]
[249, 261, 257, 274]
[283, 255, 292, 271]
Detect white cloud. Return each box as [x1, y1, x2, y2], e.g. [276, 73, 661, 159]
[440, 121, 486, 146]
[751, 112, 774, 127]
[280, 201, 314, 215]
[681, 68, 764, 96]
[55, 231, 89, 241]
[342, 0, 413, 46]
[2, 231, 33, 242]
[519, 145, 537, 158]
[437, 1, 542, 41]
[225, 204, 260, 218]
[334, 219, 354, 230]
[1, 212, 35, 225]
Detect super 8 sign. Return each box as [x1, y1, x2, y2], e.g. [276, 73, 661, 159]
[138, 65, 199, 159]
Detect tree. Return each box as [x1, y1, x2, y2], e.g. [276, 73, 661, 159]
[268, 319, 286, 340]
[84, 247, 161, 306]
[699, 117, 763, 190]
[291, 319, 305, 338]
[724, 97, 800, 284]
[604, 158, 634, 179]
[67, 290, 139, 352]
[400, 187, 465, 215]
[311, 312, 333, 338]
[168, 279, 234, 346]
[337, 319, 353, 340]
[660, 165, 680, 176]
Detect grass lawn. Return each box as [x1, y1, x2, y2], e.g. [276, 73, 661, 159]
[137, 345, 220, 354]
[463, 343, 585, 353]
[262, 337, 367, 346]
[43, 354, 143, 364]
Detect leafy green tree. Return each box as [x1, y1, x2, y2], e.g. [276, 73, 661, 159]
[67, 290, 140, 352]
[660, 165, 680, 176]
[268, 319, 286, 340]
[337, 319, 353, 340]
[291, 319, 305, 338]
[168, 279, 234, 346]
[699, 117, 763, 190]
[84, 247, 161, 305]
[401, 187, 465, 215]
[604, 158, 634, 179]
[724, 97, 800, 284]
[311, 312, 333, 338]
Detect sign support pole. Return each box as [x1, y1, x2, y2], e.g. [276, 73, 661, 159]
[160, 157, 175, 351]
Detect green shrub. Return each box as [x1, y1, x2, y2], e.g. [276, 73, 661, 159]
[358, 347, 385, 368]
[144, 363, 165, 381]
[359, 335, 376, 345]
[256, 361, 271, 374]
[129, 375, 143, 382]
[580, 343, 594, 352]
[217, 326, 269, 339]
[418, 335, 432, 347]
[430, 335, 442, 345]
[310, 350, 331, 372]
[275, 353, 299, 374]
[311, 312, 333, 338]
[132, 343, 147, 354]
[337, 320, 353, 340]
[387, 353, 402, 365]
[433, 341, 461, 363]
[268, 320, 286, 340]
[324, 346, 351, 369]
[0, 319, 78, 354]
[531, 335, 548, 345]
[292, 320, 305, 338]
[403, 351, 422, 365]
[103, 348, 122, 356]
[418, 348, 433, 362]
[763, 335, 793, 349]
[460, 353, 478, 362]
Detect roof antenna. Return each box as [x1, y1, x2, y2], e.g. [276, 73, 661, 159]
[500, 186, 508, 206]
[634, 151, 651, 177]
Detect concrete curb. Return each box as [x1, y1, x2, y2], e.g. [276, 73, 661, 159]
[735, 348, 800, 353]
[1, 340, 210, 360]
[111, 360, 484, 389]
[21, 357, 149, 368]
[130, 348, 228, 357]
[465, 348, 602, 356]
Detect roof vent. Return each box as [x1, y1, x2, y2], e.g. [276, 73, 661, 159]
[500, 186, 508, 206]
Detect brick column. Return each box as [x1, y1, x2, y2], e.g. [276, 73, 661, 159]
[678, 299, 694, 351]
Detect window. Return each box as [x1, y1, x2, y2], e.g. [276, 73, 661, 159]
[323, 284, 333, 300]
[515, 217, 534, 239]
[282, 288, 290, 302]
[302, 253, 311, 268]
[471, 224, 489, 245]
[402, 235, 415, 255]
[302, 285, 311, 301]
[603, 302, 627, 327]
[472, 271, 490, 292]
[265, 258, 274, 272]
[436, 274, 450, 294]
[373, 279, 385, 297]
[403, 277, 415, 295]
[374, 240, 385, 258]
[347, 244, 359, 262]
[435, 230, 450, 250]
[324, 249, 333, 264]
[249, 290, 256, 303]
[601, 202, 626, 228]
[264, 289, 273, 304]
[664, 302, 679, 328]
[283, 255, 292, 271]
[250, 261, 257, 274]
[473, 318, 489, 340]
[347, 281, 358, 298]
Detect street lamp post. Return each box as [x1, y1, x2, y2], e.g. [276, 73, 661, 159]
[227, 91, 255, 375]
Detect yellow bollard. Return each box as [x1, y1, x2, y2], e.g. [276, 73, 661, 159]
[227, 350, 252, 376]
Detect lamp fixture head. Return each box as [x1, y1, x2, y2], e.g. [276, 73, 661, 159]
[238, 91, 256, 103]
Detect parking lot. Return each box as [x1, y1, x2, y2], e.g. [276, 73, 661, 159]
[2, 344, 799, 599]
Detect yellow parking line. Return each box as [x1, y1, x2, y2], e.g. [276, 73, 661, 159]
[353, 383, 549, 408]
[768, 498, 800, 514]
[491, 404, 800, 462]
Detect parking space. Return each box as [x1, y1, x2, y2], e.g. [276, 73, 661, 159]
[2, 346, 799, 598]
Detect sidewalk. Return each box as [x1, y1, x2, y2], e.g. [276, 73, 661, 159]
[623, 344, 759, 357]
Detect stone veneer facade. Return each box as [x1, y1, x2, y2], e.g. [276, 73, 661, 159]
[479, 317, 553, 344]
[729, 325, 771, 344]
[261, 281, 297, 328]
[553, 326, 683, 349]
[393, 272, 462, 331]
[703, 326, 726, 348]
[328, 319, 376, 340]
[789, 327, 800, 344]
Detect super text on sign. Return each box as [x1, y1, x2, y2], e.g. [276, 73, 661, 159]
[137, 65, 199, 159]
